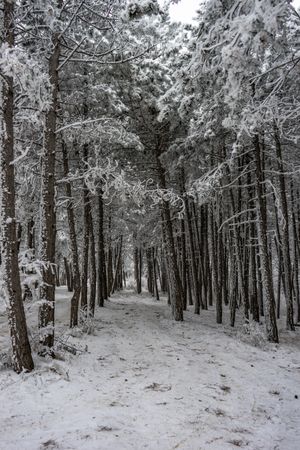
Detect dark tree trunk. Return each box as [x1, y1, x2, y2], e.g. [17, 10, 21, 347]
[64, 257, 72, 292]
[253, 135, 278, 342]
[106, 213, 113, 296]
[80, 143, 90, 315]
[0, 0, 34, 372]
[88, 206, 97, 316]
[274, 128, 295, 331]
[147, 247, 154, 295]
[97, 187, 107, 306]
[185, 197, 201, 314]
[111, 237, 123, 295]
[62, 142, 81, 327]
[180, 218, 187, 310]
[38, 1, 62, 352]
[248, 179, 260, 323]
[134, 241, 142, 294]
[156, 151, 183, 321]
[23, 218, 35, 302]
[229, 189, 249, 322]
[291, 183, 300, 323]
[153, 248, 160, 301]
[210, 205, 222, 324]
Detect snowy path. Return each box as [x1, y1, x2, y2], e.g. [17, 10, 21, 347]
[1, 288, 300, 450]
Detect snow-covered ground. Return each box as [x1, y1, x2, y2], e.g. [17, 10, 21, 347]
[0, 287, 300, 450]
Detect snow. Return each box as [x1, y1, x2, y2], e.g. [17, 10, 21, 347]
[1, 287, 300, 450]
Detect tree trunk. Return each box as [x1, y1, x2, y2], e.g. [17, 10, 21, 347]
[89, 206, 96, 316]
[81, 179, 90, 315]
[290, 183, 300, 323]
[106, 213, 113, 296]
[253, 135, 278, 342]
[62, 142, 81, 327]
[23, 218, 35, 302]
[97, 187, 107, 306]
[184, 197, 201, 314]
[153, 248, 160, 301]
[111, 236, 123, 295]
[156, 151, 183, 321]
[229, 189, 249, 322]
[180, 217, 187, 310]
[210, 205, 222, 324]
[38, 2, 62, 352]
[0, 0, 34, 372]
[134, 242, 142, 294]
[274, 128, 295, 330]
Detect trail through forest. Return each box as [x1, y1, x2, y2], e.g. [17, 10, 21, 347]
[1, 288, 300, 450]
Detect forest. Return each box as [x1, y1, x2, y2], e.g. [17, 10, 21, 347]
[1, 1, 300, 449]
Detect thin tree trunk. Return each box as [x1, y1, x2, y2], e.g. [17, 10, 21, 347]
[274, 128, 295, 330]
[88, 206, 96, 316]
[185, 198, 201, 314]
[153, 247, 160, 301]
[134, 240, 142, 294]
[111, 236, 123, 295]
[229, 189, 249, 322]
[23, 218, 35, 301]
[228, 237, 237, 327]
[38, 1, 62, 352]
[97, 187, 107, 306]
[147, 247, 154, 295]
[253, 135, 278, 342]
[62, 142, 81, 327]
[107, 233, 113, 297]
[180, 217, 187, 310]
[64, 257, 72, 292]
[291, 182, 300, 323]
[211, 205, 222, 324]
[248, 179, 260, 322]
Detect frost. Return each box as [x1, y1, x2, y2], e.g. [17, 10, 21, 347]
[237, 320, 268, 348]
[0, 44, 51, 122]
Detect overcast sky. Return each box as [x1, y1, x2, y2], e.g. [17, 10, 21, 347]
[164, 0, 300, 23]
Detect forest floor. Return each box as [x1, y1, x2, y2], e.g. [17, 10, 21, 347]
[0, 288, 300, 450]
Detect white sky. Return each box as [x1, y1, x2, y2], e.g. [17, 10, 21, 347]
[168, 0, 202, 23]
[162, 0, 300, 23]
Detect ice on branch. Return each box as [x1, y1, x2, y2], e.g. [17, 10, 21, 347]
[0, 44, 51, 120]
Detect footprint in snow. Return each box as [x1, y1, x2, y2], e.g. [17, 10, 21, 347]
[219, 385, 231, 393]
[40, 440, 58, 449]
[97, 425, 114, 432]
[144, 382, 172, 392]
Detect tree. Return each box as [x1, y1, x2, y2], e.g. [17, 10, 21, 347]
[0, 0, 34, 373]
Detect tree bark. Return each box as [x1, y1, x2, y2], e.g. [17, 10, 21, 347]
[0, 0, 34, 372]
[156, 151, 183, 321]
[97, 187, 107, 306]
[62, 142, 81, 327]
[80, 177, 90, 315]
[88, 206, 96, 316]
[253, 135, 278, 342]
[111, 236, 123, 295]
[184, 197, 201, 314]
[274, 128, 295, 330]
[134, 241, 142, 294]
[38, 1, 62, 352]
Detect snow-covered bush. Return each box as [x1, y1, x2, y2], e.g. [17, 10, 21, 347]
[237, 320, 268, 348]
[79, 310, 96, 336]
